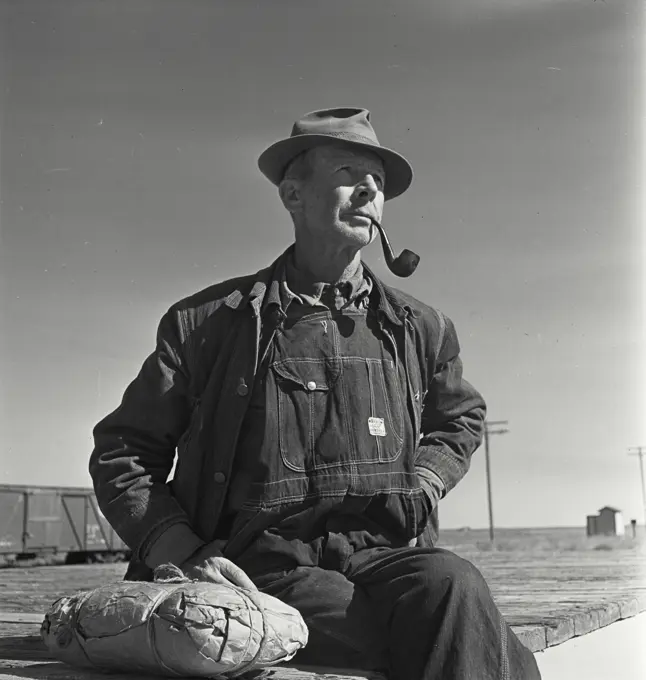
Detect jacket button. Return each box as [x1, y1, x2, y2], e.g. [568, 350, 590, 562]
[213, 472, 226, 484]
[236, 379, 249, 397]
[307, 381, 317, 391]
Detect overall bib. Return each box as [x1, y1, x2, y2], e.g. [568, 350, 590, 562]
[224, 302, 429, 574]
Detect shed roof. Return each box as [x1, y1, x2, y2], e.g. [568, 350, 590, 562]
[598, 506, 621, 513]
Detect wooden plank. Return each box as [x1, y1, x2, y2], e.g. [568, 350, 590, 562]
[505, 614, 575, 647]
[0, 638, 51, 663]
[0, 621, 547, 660]
[0, 617, 42, 626]
[0, 660, 387, 680]
[0, 542, 644, 670]
[0, 661, 94, 680]
[572, 609, 599, 636]
[511, 626, 547, 653]
[594, 601, 622, 628]
[543, 619, 575, 647]
[0, 628, 387, 679]
[273, 666, 386, 679]
[619, 597, 639, 618]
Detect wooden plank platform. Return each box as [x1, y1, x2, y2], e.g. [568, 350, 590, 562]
[0, 544, 644, 679]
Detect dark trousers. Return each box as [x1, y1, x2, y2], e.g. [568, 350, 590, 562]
[252, 546, 541, 680]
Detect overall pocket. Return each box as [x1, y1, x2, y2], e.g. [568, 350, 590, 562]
[272, 358, 348, 472]
[271, 355, 404, 472]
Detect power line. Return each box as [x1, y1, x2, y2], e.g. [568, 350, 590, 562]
[628, 446, 646, 526]
[484, 420, 509, 543]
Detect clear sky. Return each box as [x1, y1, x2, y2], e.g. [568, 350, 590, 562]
[1, 0, 643, 529]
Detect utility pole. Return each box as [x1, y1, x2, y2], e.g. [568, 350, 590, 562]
[628, 447, 646, 527]
[484, 420, 509, 543]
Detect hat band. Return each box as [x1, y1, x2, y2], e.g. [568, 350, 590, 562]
[295, 130, 380, 146]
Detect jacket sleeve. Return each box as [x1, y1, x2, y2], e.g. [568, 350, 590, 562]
[414, 312, 486, 500]
[89, 309, 205, 566]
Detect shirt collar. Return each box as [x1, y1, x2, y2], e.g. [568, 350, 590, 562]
[281, 253, 372, 311]
[226, 244, 405, 326]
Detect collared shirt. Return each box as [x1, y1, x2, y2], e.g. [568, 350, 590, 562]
[281, 253, 373, 312]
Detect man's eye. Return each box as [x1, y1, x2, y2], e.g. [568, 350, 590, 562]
[374, 175, 385, 189]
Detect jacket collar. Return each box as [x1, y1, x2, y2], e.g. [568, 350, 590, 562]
[361, 262, 405, 326]
[223, 248, 290, 313]
[224, 245, 407, 326]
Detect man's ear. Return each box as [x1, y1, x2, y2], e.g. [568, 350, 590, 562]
[279, 179, 303, 213]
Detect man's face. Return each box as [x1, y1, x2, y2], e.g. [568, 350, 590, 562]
[290, 145, 386, 249]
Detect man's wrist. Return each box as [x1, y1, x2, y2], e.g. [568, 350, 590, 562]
[143, 522, 206, 570]
[416, 466, 445, 510]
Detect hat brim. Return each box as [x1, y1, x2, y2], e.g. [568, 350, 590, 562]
[258, 134, 413, 201]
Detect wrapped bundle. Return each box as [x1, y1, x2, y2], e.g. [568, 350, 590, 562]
[40, 565, 308, 678]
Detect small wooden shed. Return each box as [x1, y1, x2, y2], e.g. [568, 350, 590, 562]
[586, 506, 625, 537]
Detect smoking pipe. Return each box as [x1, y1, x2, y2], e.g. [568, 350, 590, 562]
[370, 218, 421, 278]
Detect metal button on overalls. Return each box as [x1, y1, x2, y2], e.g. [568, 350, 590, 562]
[213, 472, 227, 484]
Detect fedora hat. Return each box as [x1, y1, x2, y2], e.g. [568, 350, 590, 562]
[257, 107, 413, 200]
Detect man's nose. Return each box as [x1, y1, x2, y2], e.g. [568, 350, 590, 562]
[354, 175, 379, 202]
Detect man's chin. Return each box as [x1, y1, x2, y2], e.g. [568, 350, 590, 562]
[338, 220, 375, 242]
[341, 228, 373, 249]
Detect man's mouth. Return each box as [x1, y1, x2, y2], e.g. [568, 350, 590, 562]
[345, 212, 373, 223]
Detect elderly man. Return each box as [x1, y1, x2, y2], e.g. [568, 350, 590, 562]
[90, 108, 541, 679]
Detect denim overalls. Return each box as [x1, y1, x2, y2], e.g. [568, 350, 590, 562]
[224, 291, 431, 575]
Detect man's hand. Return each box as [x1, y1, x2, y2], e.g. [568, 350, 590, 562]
[180, 542, 258, 591]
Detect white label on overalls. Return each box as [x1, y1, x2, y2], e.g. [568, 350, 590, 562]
[368, 417, 386, 437]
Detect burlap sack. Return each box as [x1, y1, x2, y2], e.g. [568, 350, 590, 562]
[40, 564, 308, 678]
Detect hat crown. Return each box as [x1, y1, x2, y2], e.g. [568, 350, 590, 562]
[257, 106, 413, 200]
[290, 107, 380, 146]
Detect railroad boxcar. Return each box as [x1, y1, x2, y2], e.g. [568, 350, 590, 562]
[0, 484, 130, 563]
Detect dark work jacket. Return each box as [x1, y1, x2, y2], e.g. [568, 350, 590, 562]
[89, 248, 486, 580]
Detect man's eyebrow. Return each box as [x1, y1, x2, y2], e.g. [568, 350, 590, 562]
[335, 159, 385, 176]
[363, 159, 385, 177]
